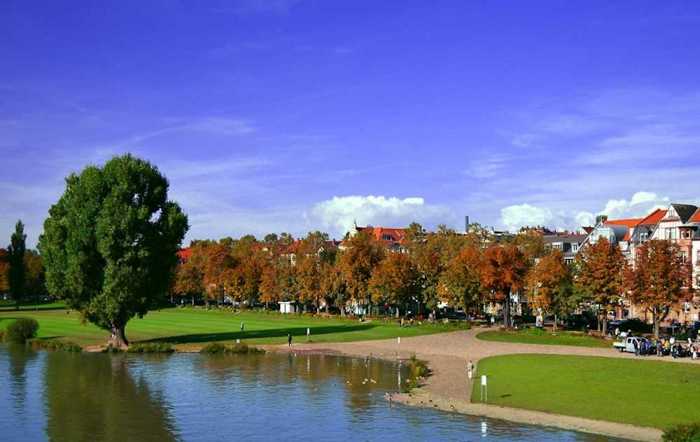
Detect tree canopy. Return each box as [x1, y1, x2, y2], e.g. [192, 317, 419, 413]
[39, 154, 188, 347]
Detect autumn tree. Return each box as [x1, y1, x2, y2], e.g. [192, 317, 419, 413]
[368, 252, 420, 314]
[339, 230, 386, 313]
[8, 220, 27, 309]
[259, 259, 281, 308]
[319, 259, 345, 314]
[203, 242, 235, 307]
[294, 232, 333, 312]
[438, 244, 483, 313]
[407, 224, 466, 313]
[481, 244, 528, 328]
[575, 238, 626, 336]
[226, 235, 264, 307]
[39, 154, 188, 348]
[173, 244, 207, 305]
[525, 249, 572, 331]
[626, 240, 693, 338]
[23, 250, 47, 300]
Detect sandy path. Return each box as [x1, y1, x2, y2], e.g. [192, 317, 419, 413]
[265, 327, 692, 441]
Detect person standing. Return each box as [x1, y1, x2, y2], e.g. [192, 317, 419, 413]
[240, 322, 245, 332]
[287, 333, 292, 347]
[467, 360, 474, 381]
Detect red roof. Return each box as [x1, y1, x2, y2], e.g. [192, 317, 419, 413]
[604, 218, 643, 228]
[638, 209, 667, 226]
[177, 248, 192, 261]
[357, 226, 407, 245]
[690, 208, 700, 223]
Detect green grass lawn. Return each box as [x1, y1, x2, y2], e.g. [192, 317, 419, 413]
[0, 306, 464, 348]
[472, 354, 700, 429]
[477, 328, 610, 348]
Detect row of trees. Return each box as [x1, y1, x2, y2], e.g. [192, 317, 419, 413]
[0, 221, 47, 308]
[173, 225, 694, 338]
[8, 152, 695, 347]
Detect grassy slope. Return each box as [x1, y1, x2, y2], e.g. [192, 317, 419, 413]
[477, 329, 610, 348]
[0, 306, 462, 347]
[472, 354, 700, 429]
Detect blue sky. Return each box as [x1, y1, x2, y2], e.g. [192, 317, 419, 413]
[2, 1, 700, 247]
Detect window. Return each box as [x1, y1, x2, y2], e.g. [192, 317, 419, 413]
[552, 242, 563, 250]
[571, 243, 579, 253]
[666, 228, 678, 240]
[696, 275, 700, 288]
[382, 234, 393, 241]
[681, 251, 688, 262]
[696, 250, 700, 263]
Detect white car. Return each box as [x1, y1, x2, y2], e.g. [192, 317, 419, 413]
[613, 336, 650, 353]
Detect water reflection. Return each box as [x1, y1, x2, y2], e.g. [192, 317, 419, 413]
[43, 352, 178, 442]
[0, 346, 626, 442]
[7, 344, 38, 414]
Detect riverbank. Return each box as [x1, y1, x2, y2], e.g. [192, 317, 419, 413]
[265, 327, 675, 442]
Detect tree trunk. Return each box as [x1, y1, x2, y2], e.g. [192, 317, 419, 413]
[553, 314, 558, 332]
[653, 310, 660, 339]
[191, 295, 195, 306]
[503, 293, 511, 328]
[109, 323, 129, 349]
[601, 311, 608, 337]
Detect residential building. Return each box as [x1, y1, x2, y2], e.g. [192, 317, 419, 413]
[542, 232, 587, 264]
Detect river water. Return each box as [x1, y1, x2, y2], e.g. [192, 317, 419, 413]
[0, 345, 620, 441]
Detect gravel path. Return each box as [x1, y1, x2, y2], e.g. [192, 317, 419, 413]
[268, 326, 694, 441]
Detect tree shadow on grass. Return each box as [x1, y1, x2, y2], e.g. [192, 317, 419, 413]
[140, 324, 377, 345]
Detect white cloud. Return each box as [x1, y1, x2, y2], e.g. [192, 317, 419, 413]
[499, 191, 675, 234]
[599, 191, 670, 219]
[308, 195, 453, 236]
[500, 204, 553, 231]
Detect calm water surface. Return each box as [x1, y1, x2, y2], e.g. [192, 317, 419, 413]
[0, 345, 621, 441]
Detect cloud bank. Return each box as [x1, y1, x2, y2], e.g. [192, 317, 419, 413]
[308, 195, 454, 237]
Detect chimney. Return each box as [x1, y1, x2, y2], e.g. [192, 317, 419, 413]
[465, 215, 470, 233]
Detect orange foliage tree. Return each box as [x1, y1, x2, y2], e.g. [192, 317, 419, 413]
[438, 245, 483, 313]
[575, 238, 626, 335]
[368, 252, 420, 314]
[525, 249, 572, 330]
[481, 244, 528, 328]
[338, 231, 386, 313]
[625, 240, 693, 338]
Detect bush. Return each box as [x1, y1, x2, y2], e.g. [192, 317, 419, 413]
[404, 354, 430, 391]
[200, 342, 265, 355]
[126, 342, 175, 354]
[663, 423, 700, 442]
[6, 318, 39, 344]
[30, 339, 82, 352]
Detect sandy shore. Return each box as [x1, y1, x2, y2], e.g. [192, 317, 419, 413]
[265, 327, 672, 442]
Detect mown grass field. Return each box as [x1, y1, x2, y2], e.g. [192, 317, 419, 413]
[0, 305, 464, 348]
[477, 328, 610, 348]
[472, 354, 700, 429]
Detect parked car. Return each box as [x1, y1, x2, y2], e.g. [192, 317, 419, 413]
[613, 336, 652, 354]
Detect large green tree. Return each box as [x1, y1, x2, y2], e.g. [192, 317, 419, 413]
[39, 155, 188, 348]
[8, 220, 27, 310]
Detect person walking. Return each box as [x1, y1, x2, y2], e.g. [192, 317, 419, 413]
[287, 333, 292, 347]
[240, 322, 245, 332]
[467, 360, 474, 381]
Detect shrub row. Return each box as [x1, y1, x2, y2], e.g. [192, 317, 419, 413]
[126, 342, 175, 354]
[200, 342, 265, 355]
[663, 423, 700, 442]
[30, 340, 82, 352]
